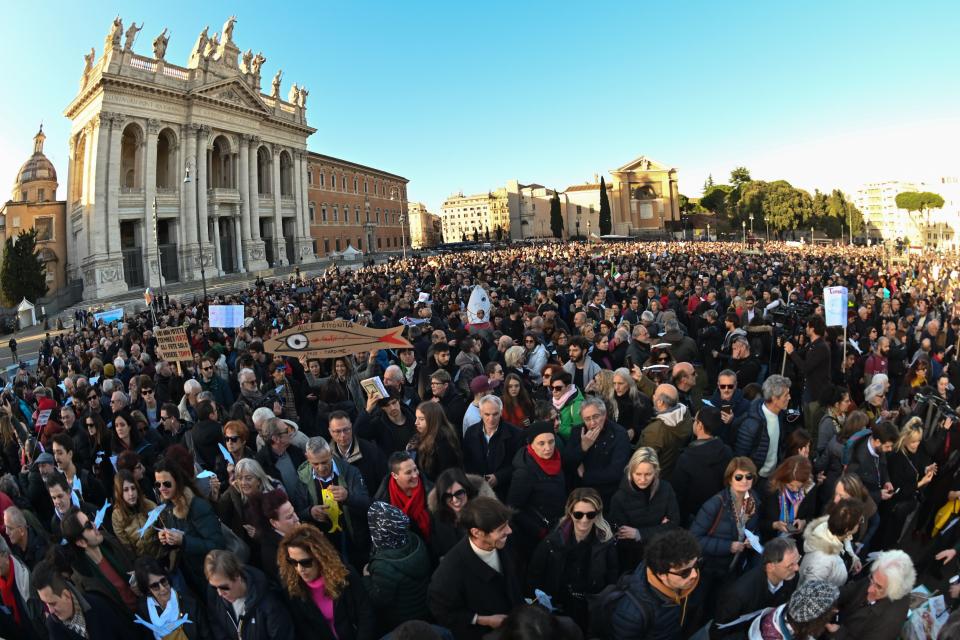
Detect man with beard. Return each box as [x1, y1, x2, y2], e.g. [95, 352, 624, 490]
[356, 395, 416, 458]
[563, 336, 601, 391]
[864, 336, 890, 383]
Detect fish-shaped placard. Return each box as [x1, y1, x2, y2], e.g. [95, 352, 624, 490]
[321, 488, 342, 533]
[218, 442, 235, 466]
[466, 286, 491, 325]
[263, 321, 412, 359]
[137, 504, 167, 539]
[93, 500, 110, 530]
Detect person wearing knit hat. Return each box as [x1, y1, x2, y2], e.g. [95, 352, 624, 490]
[103, 363, 116, 378]
[524, 420, 555, 444]
[368, 501, 409, 551]
[748, 578, 838, 639]
[364, 501, 433, 630]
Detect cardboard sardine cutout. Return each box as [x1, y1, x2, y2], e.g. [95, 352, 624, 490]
[321, 488, 342, 533]
[263, 321, 412, 359]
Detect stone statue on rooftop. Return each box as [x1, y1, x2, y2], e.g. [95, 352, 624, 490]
[83, 47, 95, 75]
[204, 32, 220, 58]
[298, 86, 309, 109]
[288, 83, 299, 104]
[222, 16, 237, 43]
[108, 16, 123, 48]
[251, 52, 266, 75]
[153, 28, 169, 60]
[271, 70, 282, 98]
[242, 49, 253, 73]
[123, 22, 142, 52]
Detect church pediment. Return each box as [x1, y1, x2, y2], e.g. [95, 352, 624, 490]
[190, 79, 269, 114]
[613, 155, 673, 173]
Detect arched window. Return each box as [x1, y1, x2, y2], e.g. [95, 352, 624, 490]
[155, 128, 177, 189]
[120, 123, 144, 189]
[257, 147, 272, 195]
[211, 135, 233, 189]
[279, 151, 294, 196]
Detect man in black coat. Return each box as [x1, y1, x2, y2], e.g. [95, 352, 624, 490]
[189, 399, 223, 470]
[784, 315, 831, 430]
[562, 396, 632, 507]
[429, 369, 468, 430]
[256, 417, 308, 511]
[32, 560, 136, 640]
[713, 537, 800, 638]
[672, 407, 733, 525]
[462, 396, 523, 500]
[428, 497, 523, 640]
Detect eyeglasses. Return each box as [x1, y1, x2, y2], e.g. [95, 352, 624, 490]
[733, 473, 755, 482]
[85, 422, 97, 428]
[141, 389, 154, 395]
[82, 520, 96, 531]
[212, 583, 232, 592]
[202, 366, 213, 371]
[275, 430, 291, 438]
[667, 558, 702, 579]
[572, 510, 598, 520]
[329, 428, 352, 435]
[224, 435, 242, 443]
[87, 395, 98, 401]
[551, 384, 565, 392]
[430, 381, 446, 387]
[148, 577, 170, 591]
[718, 384, 735, 390]
[154, 480, 174, 490]
[443, 488, 467, 502]
[286, 557, 315, 569]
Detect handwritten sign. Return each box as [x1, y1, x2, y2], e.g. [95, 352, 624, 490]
[93, 308, 124, 325]
[209, 305, 245, 328]
[155, 327, 193, 362]
[263, 321, 412, 359]
[824, 286, 849, 327]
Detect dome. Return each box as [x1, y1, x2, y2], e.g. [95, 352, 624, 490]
[15, 126, 57, 187]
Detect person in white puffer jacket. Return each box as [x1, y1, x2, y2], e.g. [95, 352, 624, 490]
[797, 498, 864, 588]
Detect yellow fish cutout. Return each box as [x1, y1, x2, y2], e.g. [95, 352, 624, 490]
[321, 488, 342, 533]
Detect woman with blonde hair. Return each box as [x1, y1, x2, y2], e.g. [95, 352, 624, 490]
[881, 417, 937, 548]
[586, 369, 617, 416]
[278, 524, 375, 640]
[216, 457, 283, 544]
[527, 487, 619, 632]
[608, 447, 680, 571]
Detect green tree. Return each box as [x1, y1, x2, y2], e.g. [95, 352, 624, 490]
[1, 229, 48, 306]
[730, 166, 752, 187]
[598, 176, 612, 235]
[896, 191, 945, 246]
[702, 173, 715, 195]
[700, 185, 733, 218]
[679, 194, 705, 215]
[549, 191, 564, 238]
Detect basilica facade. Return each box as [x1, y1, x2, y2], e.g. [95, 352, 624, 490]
[64, 16, 316, 298]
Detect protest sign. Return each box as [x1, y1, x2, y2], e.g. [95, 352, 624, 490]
[209, 305, 245, 328]
[263, 321, 412, 359]
[155, 327, 193, 361]
[93, 308, 124, 325]
[824, 286, 849, 327]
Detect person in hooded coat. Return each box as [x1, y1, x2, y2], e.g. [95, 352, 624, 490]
[672, 407, 734, 525]
[640, 384, 694, 481]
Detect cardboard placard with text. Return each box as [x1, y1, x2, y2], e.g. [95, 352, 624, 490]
[155, 327, 194, 362]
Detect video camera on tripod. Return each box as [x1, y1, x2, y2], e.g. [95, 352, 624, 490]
[769, 301, 816, 337]
[915, 392, 959, 440]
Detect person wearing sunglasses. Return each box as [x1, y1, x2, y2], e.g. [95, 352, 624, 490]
[690, 456, 762, 615]
[610, 529, 703, 639]
[198, 355, 234, 409]
[550, 369, 584, 442]
[205, 549, 294, 640]
[528, 487, 618, 632]
[218, 419, 255, 482]
[60, 506, 139, 614]
[275, 523, 373, 640]
[153, 458, 226, 596]
[703, 369, 751, 446]
[133, 555, 208, 640]
[427, 467, 489, 558]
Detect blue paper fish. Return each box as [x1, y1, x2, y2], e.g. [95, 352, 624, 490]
[524, 589, 556, 612]
[93, 500, 110, 530]
[195, 470, 216, 479]
[137, 504, 167, 539]
[217, 442, 235, 466]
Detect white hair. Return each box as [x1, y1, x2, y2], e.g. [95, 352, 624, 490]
[237, 367, 256, 383]
[478, 394, 503, 412]
[183, 379, 202, 394]
[871, 549, 916, 601]
[252, 406, 275, 427]
[306, 436, 331, 456]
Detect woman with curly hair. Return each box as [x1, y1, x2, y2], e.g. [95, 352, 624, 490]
[407, 401, 461, 482]
[278, 523, 375, 640]
[501, 373, 535, 428]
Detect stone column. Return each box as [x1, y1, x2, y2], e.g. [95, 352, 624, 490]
[181, 124, 199, 281]
[83, 111, 127, 298]
[242, 137, 268, 272]
[106, 114, 124, 257]
[234, 216, 245, 272]
[272, 147, 286, 266]
[238, 135, 252, 242]
[212, 217, 223, 275]
[196, 125, 210, 245]
[144, 119, 160, 288]
[296, 151, 316, 263]
[248, 137, 261, 240]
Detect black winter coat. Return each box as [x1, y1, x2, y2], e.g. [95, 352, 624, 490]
[428, 537, 524, 640]
[46, 589, 135, 640]
[713, 564, 796, 639]
[758, 484, 819, 541]
[734, 398, 787, 476]
[609, 476, 680, 570]
[672, 437, 733, 525]
[562, 420, 632, 507]
[462, 421, 523, 499]
[286, 565, 376, 640]
[207, 566, 294, 640]
[832, 575, 910, 640]
[505, 447, 567, 545]
[690, 488, 761, 572]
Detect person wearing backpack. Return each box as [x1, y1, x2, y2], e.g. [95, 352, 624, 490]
[843, 420, 897, 554]
[604, 528, 703, 640]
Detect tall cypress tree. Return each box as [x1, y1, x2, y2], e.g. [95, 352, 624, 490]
[1, 229, 48, 305]
[598, 176, 612, 236]
[549, 191, 564, 238]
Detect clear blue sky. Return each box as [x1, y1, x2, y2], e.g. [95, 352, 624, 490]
[2, 1, 958, 212]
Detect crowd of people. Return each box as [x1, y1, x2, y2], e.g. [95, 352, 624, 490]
[2, 239, 960, 640]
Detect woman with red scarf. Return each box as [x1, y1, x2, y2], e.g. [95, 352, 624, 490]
[382, 451, 433, 542]
[506, 421, 566, 554]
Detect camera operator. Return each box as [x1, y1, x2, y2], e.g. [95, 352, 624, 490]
[783, 316, 830, 431]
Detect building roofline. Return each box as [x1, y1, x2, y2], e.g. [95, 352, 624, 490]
[307, 151, 408, 183]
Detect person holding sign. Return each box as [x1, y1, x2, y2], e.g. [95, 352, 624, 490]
[783, 315, 831, 431]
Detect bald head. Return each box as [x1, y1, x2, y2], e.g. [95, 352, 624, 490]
[654, 383, 679, 411]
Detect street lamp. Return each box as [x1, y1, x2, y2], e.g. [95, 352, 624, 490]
[706, 223, 710, 241]
[749, 214, 754, 236]
[587, 219, 592, 245]
[576, 215, 581, 242]
[183, 166, 208, 309]
[152, 196, 166, 309]
[390, 187, 407, 260]
[741, 220, 746, 247]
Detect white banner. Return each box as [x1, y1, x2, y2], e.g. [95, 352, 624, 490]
[209, 305, 245, 328]
[823, 286, 848, 327]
